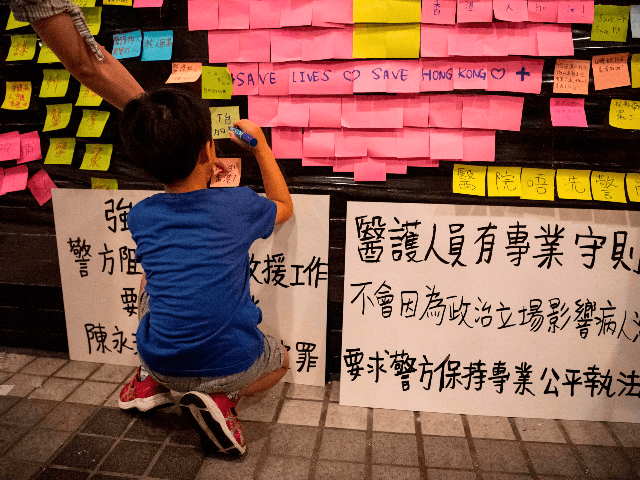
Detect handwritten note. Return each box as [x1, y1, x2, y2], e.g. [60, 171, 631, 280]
[45, 138, 76, 165]
[592, 53, 630, 90]
[591, 5, 629, 42]
[453, 164, 486, 196]
[166, 63, 202, 83]
[591, 171, 626, 203]
[608, 99, 640, 130]
[210, 106, 240, 139]
[103, 0, 133, 6]
[76, 110, 110, 137]
[91, 177, 118, 189]
[631, 54, 640, 88]
[134, 0, 163, 7]
[626, 173, 640, 202]
[141, 30, 173, 61]
[553, 58, 590, 95]
[76, 84, 103, 107]
[71, 0, 97, 6]
[0, 165, 28, 195]
[6, 12, 29, 30]
[43, 103, 73, 132]
[40, 69, 70, 98]
[2, 81, 31, 110]
[487, 166, 521, 196]
[520, 168, 555, 201]
[18, 131, 42, 164]
[112, 30, 142, 59]
[6, 34, 37, 61]
[210, 158, 241, 187]
[556, 169, 592, 200]
[0, 131, 21, 161]
[550, 98, 588, 127]
[80, 144, 113, 171]
[202, 66, 233, 99]
[38, 43, 60, 63]
[27, 170, 57, 206]
[81, 7, 102, 35]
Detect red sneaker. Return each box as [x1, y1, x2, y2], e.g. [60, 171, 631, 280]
[118, 367, 173, 412]
[179, 391, 246, 455]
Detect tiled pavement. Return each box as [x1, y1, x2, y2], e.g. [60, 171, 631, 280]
[2, 350, 640, 480]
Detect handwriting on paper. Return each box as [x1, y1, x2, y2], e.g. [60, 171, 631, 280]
[45, 138, 76, 165]
[2, 81, 31, 110]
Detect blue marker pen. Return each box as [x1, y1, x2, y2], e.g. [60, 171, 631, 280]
[229, 126, 258, 147]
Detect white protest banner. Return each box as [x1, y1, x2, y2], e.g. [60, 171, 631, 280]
[342, 202, 640, 422]
[52, 189, 329, 386]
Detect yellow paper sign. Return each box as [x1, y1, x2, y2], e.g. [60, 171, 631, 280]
[81, 7, 102, 35]
[591, 5, 630, 42]
[591, 171, 627, 203]
[453, 164, 486, 196]
[2, 81, 31, 110]
[76, 84, 103, 106]
[76, 109, 110, 137]
[91, 177, 118, 189]
[353, 24, 387, 58]
[71, 0, 96, 6]
[632, 54, 640, 88]
[553, 59, 591, 95]
[626, 173, 640, 202]
[609, 99, 640, 130]
[6, 34, 37, 61]
[521, 168, 555, 201]
[487, 166, 522, 197]
[6, 12, 29, 30]
[387, 0, 422, 22]
[44, 138, 76, 165]
[43, 103, 73, 131]
[40, 69, 70, 97]
[385, 24, 420, 58]
[210, 106, 240, 139]
[556, 169, 592, 200]
[202, 66, 233, 99]
[353, 0, 388, 22]
[103, 0, 133, 6]
[80, 144, 113, 171]
[38, 42, 61, 63]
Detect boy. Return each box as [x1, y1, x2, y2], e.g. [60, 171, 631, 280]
[117, 87, 293, 455]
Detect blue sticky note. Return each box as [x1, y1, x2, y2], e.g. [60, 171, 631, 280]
[112, 30, 142, 59]
[141, 30, 173, 61]
[632, 5, 640, 39]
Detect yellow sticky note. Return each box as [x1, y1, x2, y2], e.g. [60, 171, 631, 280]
[44, 138, 76, 165]
[103, 0, 133, 5]
[609, 99, 640, 130]
[202, 66, 233, 100]
[210, 106, 240, 140]
[453, 164, 486, 196]
[80, 144, 113, 171]
[353, 0, 387, 22]
[591, 171, 627, 203]
[6, 34, 37, 61]
[81, 7, 102, 35]
[76, 84, 103, 106]
[556, 169, 592, 200]
[385, 24, 420, 58]
[40, 69, 70, 98]
[6, 12, 29, 30]
[71, 0, 96, 6]
[76, 109, 110, 137]
[91, 177, 118, 189]
[487, 166, 521, 197]
[591, 5, 630, 42]
[632, 54, 640, 88]
[38, 42, 60, 63]
[521, 168, 555, 201]
[387, 0, 422, 22]
[353, 24, 387, 58]
[626, 173, 640, 202]
[2, 81, 31, 110]
[43, 103, 73, 132]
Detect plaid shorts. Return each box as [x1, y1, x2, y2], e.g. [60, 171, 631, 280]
[10, 0, 104, 61]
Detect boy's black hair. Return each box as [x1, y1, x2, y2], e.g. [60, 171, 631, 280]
[120, 87, 211, 185]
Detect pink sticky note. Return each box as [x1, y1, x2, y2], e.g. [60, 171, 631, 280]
[341, 96, 372, 128]
[208, 31, 240, 63]
[288, 62, 333, 95]
[354, 157, 386, 182]
[507, 59, 544, 94]
[280, 0, 313, 26]
[456, 0, 493, 22]
[402, 94, 430, 127]
[397, 127, 430, 158]
[0, 164, 28, 195]
[258, 63, 290, 96]
[27, 169, 57, 205]
[271, 127, 303, 158]
[0, 131, 21, 161]
[430, 95, 463, 128]
[528, 0, 559, 22]
[303, 128, 338, 157]
[219, 0, 250, 29]
[308, 96, 342, 128]
[453, 60, 488, 90]
[508, 23, 538, 56]
[239, 30, 271, 62]
[248, 95, 279, 125]
[421, 24, 453, 58]
[557, 0, 594, 23]
[134, 0, 163, 7]
[333, 26, 353, 59]
[422, 0, 457, 24]
[353, 60, 387, 93]
[370, 96, 404, 128]
[0, 168, 3, 192]
[335, 129, 368, 157]
[323, 61, 356, 95]
[271, 29, 303, 62]
[493, 0, 528, 21]
[188, 0, 218, 30]
[367, 130, 397, 158]
[482, 23, 510, 56]
[18, 131, 42, 164]
[302, 28, 333, 61]
[463, 129, 495, 162]
[550, 98, 588, 127]
[250, 0, 281, 28]
[487, 95, 524, 130]
[386, 60, 421, 94]
[229, 63, 259, 96]
[420, 59, 454, 92]
[536, 26, 574, 57]
[430, 128, 463, 159]
[462, 96, 490, 129]
[448, 25, 483, 57]
[333, 157, 360, 172]
[275, 96, 310, 127]
[410, 158, 439, 167]
[386, 159, 408, 174]
[302, 157, 334, 167]
[312, 0, 352, 24]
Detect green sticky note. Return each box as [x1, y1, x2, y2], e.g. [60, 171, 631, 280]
[385, 24, 420, 58]
[76, 109, 110, 137]
[202, 66, 233, 99]
[91, 177, 118, 189]
[487, 166, 522, 197]
[40, 69, 70, 98]
[2, 81, 31, 110]
[38, 42, 60, 63]
[6, 34, 37, 61]
[81, 7, 102, 36]
[76, 83, 103, 107]
[556, 169, 592, 200]
[43, 103, 73, 131]
[353, 24, 387, 58]
[632, 54, 640, 88]
[609, 99, 640, 130]
[627, 173, 640, 202]
[387, 0, 422, 23]
[591, 5, 630, 42]
[353, 0, 387, 22]
[210, 106, 240, 139]
[520, 168, 555, 201]
[452, 164, 486, 196]
[44, 138, 76, 165]
[591, 171, 627, 203]
[80, 144, 113, 171]
[6, 12, 29, 30]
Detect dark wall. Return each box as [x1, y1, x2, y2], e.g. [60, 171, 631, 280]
[1, 0, 639, 380]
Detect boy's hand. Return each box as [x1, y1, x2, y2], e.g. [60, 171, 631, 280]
[230, 119, 268, 152]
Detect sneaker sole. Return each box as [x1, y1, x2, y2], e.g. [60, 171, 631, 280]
[179, 392, 245, 455]
[118, 393, 173, 412]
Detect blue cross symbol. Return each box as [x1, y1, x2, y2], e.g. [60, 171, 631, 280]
[516, 67, 530, 81]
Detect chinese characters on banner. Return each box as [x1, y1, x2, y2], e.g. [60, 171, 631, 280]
[342, 202, 640, 422]
[52, 190, 330, 386]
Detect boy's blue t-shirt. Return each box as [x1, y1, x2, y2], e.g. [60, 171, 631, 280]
[128, 187, 277, 377]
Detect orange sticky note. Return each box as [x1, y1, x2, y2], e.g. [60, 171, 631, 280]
[2, 81, 31, 110]
[210, 158, 241, 187]
[453, 164, 486, 196]
[592, 53, 630, 90]
[591, 171, 627, 203]
[166, 62, 202, 83]
[521, 168, 555, 201]
[553, 59, 590, 95]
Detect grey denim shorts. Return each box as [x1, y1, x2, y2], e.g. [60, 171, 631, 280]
[138, 288, 285, 395]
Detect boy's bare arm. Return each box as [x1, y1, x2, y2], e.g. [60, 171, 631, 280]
[231, 120, 293, 225]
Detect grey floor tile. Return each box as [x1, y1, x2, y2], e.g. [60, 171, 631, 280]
[561, 420, 616, 446]
[286, 383, 325, 400]
[315, 460, 365, 480]
[373, 432, 419, 466]
[373, 408, 416, 433]
[28, 377, 83, 402]
[258, 456, 310, 480]
[0, 398, 57, 427]
[148, 444, 205, 480]
[99, 439, 160, 475]
[35, 468, 89, 480]
[269, 424, 317, 458]
[576, 445, 636, 478]
[64, 381, 119, 405]
[609, 422, 640, 447]
[50, 434, 116, 470]
[0, 372, 13, 383]
[467, 414, 516, 440]
[325, 403, 368, 430]
[427, 470, 477, 480]
[277, 399, 323, 426]
[2, 373, 47, 397]
[124, 411, 176, 442]
[372, 464, 421, 480]
[0, 354, 36, 373]
[195, 438, 265, 480]
[0, 458, 44, 480]
[423, 436, 473, 470]
[420, 412, 465, 437]
[473, 438, 528, 473]
[320, 428, 367, 463]
[481, 475, 533, 480]
[0, 424, 29, 456]
[19, 357, 68, 377]
[81, 407, 134, 437]
[89, 363, 136, 383]
[0, 395, 20, 416]
[514, 417, 565, 443]
[238, 392, 279, 422]
[525, 442, 583, 476]
[3, 427, 71, 463]
[53, 360, 101, 379]
[40, 402, 97, 432]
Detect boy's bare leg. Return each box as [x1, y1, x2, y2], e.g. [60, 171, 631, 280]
[238, 348, 289, 397]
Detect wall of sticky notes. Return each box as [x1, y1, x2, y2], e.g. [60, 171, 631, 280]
[0, 0, 638, 380]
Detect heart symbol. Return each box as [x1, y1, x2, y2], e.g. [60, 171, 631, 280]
[343, 70, 361, 82]
[491, 68, 505, 80]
